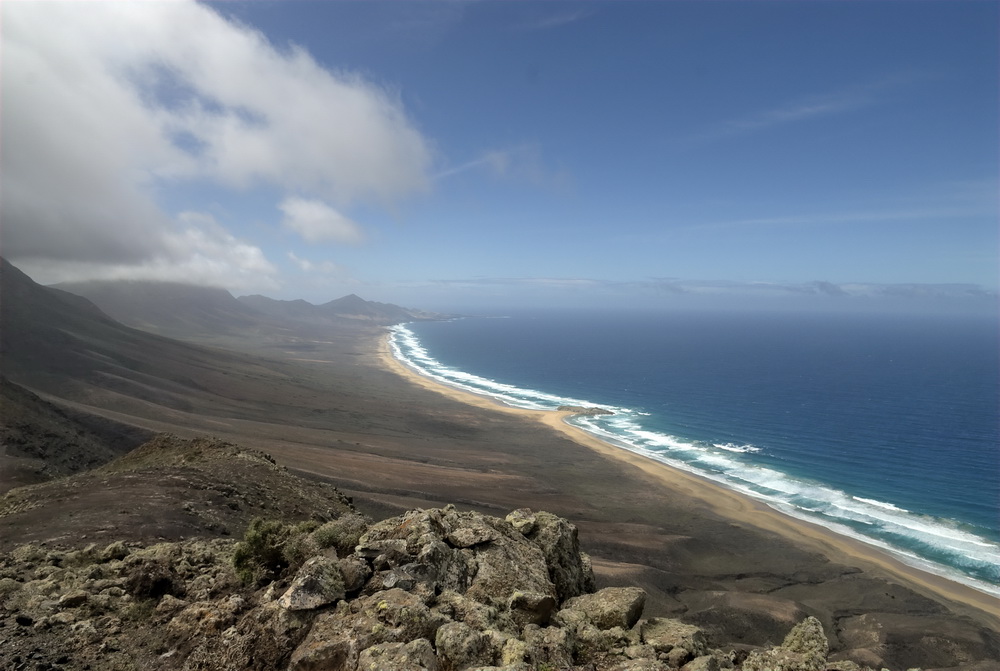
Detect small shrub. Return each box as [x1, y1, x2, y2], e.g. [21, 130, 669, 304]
[233, 518, 292, 585]
[282, 529, 320, 568]
[312, 513, 370, 556]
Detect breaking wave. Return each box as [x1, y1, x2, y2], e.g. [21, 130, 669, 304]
[388, 323, 1000, 597]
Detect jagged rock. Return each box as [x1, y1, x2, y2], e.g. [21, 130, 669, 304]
[278, 555, 345, 611]
[505, 508, 537, 535]
[446, 520, 499, 548]
[339, 555, 372, 593]
[101, 540, 130, 562]
[153, 594, 189, 620]
[58, 589, 89, 608]
[181, 601, 314, 671]
[166, 595, 244, 639]
[507, 509, 590, 601]
[622, 644, 652, 659]
[507, 590, 556, 628]
[436, 621, 493, 670]
[683, 655, 721, 671]
[358, 638, 439, 671]
[609, 660, 671, 671]
[574, 622, 632, 658]
[125, 557, 183, 599]
[561, 586, 646, 630]
[360, 508, 556, 608]
[289, 588, 447, 671]
[416, 540, 474, 593]
[433, 589, 503, 631]
[640, 616, 709, 662]
[742, 616, 829, 671]
[522, 623, 575, 668]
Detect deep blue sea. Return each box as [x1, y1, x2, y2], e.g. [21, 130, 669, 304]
[389, 309, 1000, 596]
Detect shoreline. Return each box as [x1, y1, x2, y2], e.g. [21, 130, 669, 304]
[377, 332, 1000, 628]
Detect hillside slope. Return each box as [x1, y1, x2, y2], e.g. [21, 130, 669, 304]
[52, 279, 267, 338]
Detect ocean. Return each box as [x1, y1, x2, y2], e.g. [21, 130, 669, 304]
[388, 309, 1000, 596]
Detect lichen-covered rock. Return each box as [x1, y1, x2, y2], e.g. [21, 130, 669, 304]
[357, 508, 555, 607]
[573, 622, 632, 658]
[181, 601, 314, 671]
[446, 519, 499, 548]
[522, 623, 575, 668]
[682, 654, 721, 671]
[166, 595, 244, 639]
[279, 555, 345, 610]
[436, 621, 493, 671]
[609, 660, 671, 671]
[640, 616, 709, 661]
[561, 586, 646, 630]
[507, 509, 590, 601]
[358, 638, 439, 671]
[507, 590, 556, 628]
[742, 616, 829, 671]
[58, 589, 89, 608]
[125, 557, 184, 599]
[433, 589, 503, 631]
[289, 588, 447, 671]
[101, 540, 130, 562]
[339, 555, 373, 593]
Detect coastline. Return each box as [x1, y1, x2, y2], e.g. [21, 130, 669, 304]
[377, 332, 1000, 627]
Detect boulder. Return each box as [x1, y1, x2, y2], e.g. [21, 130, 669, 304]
[742, 616, 829, 671]
[522, 624, 574, 669]
[338, 555, 372, 593]
[358, 638, 439, 671]
[435, 621, 493, 671]
[683, 655, 721, 671]
[640, 617, 709, 660]
[561, 586, 646, 630]
[58, 590, 89, 608]
[507, 590, 556, 628]
[359, 507, 556, 608]
[609, 661, 671, 671]
[506, 509, 591, 601]
[289, 588, 447, 671]
[278, 555, 345, 611]
[181, 601, 314, 671]
[433, 590, 503, 631]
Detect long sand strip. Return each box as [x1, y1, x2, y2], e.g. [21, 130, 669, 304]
[377, 334, 1000, 627]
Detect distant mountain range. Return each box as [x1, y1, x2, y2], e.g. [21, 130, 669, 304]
[238, 292, 445, 326]
[50, 279, 450, 338]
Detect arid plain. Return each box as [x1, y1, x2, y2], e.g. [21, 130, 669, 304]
[2, 261, 998, 669]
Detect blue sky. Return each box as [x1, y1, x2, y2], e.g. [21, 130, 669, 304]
[3, 1, 997, 312]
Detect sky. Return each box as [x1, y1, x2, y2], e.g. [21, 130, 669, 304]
[2, 1, 997, 312]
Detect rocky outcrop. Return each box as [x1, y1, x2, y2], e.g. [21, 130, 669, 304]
[0, 505, 923, 671]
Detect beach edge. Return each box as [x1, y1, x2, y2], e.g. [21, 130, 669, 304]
[377, 331, 1000, 628]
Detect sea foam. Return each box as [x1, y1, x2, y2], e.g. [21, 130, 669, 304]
[389, 323, 1000, 597]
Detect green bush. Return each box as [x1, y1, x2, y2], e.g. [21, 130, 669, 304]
[233, 518, 292, 585]
[312, 513, 370, 556]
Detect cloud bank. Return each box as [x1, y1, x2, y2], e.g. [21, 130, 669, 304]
[1, 1, 431, 288]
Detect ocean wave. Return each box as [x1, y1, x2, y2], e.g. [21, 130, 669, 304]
[389, 324, 1000, 595]
[714, 442, 762, 454]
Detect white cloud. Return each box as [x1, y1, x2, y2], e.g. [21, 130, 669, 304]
[280, 198, 364, 244]
[16, 211, 279, 292]
[1, 1, 431, 287]
[288, 251, 340, 274]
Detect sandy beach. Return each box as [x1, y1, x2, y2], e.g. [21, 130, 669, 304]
[377, 333, 1000, 629]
